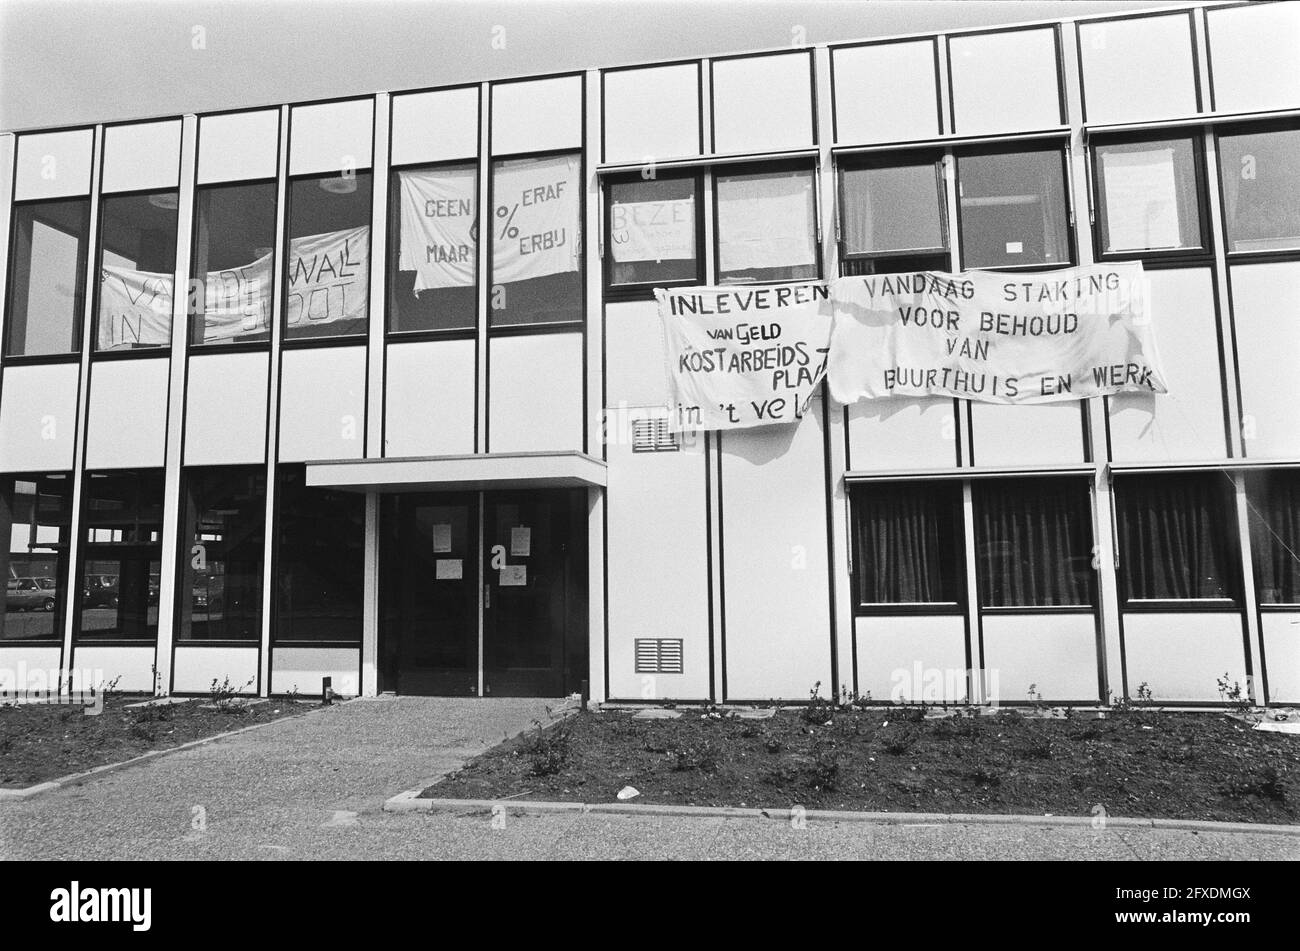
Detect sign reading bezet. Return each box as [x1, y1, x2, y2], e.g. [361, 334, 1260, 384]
[656, 282, 833, 431]
[828, 263, 1167, 404]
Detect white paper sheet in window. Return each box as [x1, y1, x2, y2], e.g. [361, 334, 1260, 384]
[610, 198, 695, 263]
[717, 173, 816, 273]
[1102, 148, 1182, 251]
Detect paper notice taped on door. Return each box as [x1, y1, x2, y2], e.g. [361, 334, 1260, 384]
[435, 558, 463, 580]
[432, 524, 452, 553]
[499, 565, 527, 586]
[510, 526, 531, 557]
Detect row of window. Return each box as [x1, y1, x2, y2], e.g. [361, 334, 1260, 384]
[5, 121, 1298, 357]
[0, 466, 364, 644]
[851, 471, 1300, 611]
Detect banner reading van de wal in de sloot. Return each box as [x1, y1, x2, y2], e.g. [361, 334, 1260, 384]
[655, 282, 833, 432]
[827, 262, 1168, 405]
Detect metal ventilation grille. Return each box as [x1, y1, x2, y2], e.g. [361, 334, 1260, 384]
[635, 638, 684, 674]
[631, 418, 679, 453]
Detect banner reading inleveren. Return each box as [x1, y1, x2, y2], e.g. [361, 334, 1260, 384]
[828, 263, 1167, 405]
[655, 282, 833, 432]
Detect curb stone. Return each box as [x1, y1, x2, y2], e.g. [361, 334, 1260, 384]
[0, 698, 353, 801]
[382, 793, 1300, 837]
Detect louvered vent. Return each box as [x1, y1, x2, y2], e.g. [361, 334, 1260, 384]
[635, 638, 684, 674]
[631, 418, 678, 453]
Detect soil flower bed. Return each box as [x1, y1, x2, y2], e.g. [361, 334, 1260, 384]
[0, 694, 315, 788]
[424, 705, 1300, 825]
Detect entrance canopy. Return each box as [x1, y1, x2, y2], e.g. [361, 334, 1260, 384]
[305, 451, 607, 493]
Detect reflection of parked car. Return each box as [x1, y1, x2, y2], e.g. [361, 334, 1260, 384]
[7, 577, 57, 612]
[83, 575, 119, 607]
[192, 578, 225, 614]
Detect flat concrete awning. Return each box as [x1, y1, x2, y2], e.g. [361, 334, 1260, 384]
[304, 451, 607, 493]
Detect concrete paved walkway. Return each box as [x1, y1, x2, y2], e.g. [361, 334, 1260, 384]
[1, 696, 1295, 860]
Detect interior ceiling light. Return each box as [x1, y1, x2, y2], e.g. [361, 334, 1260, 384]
[319, 175, 358, 195]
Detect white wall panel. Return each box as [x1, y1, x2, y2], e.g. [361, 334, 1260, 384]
[278, 346, 366, 462]
[969, 402, 1085, 466]
[1207, 3, 1300, 114]
[1078, 13, 1198, 124]
[0, 646, 63, 697]
[289, 99, 374, 176]
[102, 120, 182, 193]
[384, 339, 475, 456]
[711, 53, 814, 154]
[1261, 611, 1300, 704]
[846, 398, 957, 470]
[185, 351, 269, 466]
[981, 612, 1099, 703]
[1109, 268, 1227, 461]
[391, 87, 479, 165]
[488, 332, 583, 453]
[606, 418, 710, 700]
[604, 300, 669, 408]
[85, 357, 169, 469]
[172, 646, 259, 695]
[855, 614, 968, 704]
[832, 41, 941, 143]
[720, 407, 832, 699]
[197, 110, 280, 185]
[948, 28, 1062, 134]
[1121, 611, 1247, 701]
[603, 63, 701, 163]
[1229, 261, 1300, 459]
[491, 76, 583, 155]
[270, 646, 359, 696]
[15, 129, 94, 200]
[69, 646, 157, 694]
[0, 363, 79, 472]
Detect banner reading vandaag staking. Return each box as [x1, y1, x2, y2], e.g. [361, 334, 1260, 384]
[655, 282, 833, 432]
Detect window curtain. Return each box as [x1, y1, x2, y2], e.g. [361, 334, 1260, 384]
[854, 483, 961, 605]
[1117, 474, 1238, 601]
[1249, 472, 1300, 605]
[974, 479, 1093, 607]
[1036, 152, 1068, 264]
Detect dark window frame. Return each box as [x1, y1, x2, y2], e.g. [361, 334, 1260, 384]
[1214, 117, 1300, 261]
[602, 166, 705, 302]
[0, 471, 75, 644]
[3, 196, 92, 362]
[836, 149, 949, 277]
[92, 187, 181, 359]
[711, 157, 822, 287]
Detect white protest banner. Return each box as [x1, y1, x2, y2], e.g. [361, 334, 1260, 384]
[200, 251, 273, 342]
[285, 225, 370, 330]
[827, 263, 1167, 405]
[717, 173, 817, 274]
[398, 167, 477, 291]
[492, 154, 580, 283]
[98, 265, 173, 350]
[656, 282, 833, 432]
[610, 198, 694, 263]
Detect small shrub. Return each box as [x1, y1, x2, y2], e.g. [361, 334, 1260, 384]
[801, 682, 836, 725]
[524, 717, 573, 777]
[882, 729, 916, 755]
[669, 737, 719, 772]
[1014, 736, 1054, 760]
[806, 740, 840, 790]
[209, 676, 254, 713]
[1216, 673, 1253, 714]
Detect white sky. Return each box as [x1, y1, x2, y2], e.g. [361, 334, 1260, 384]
[0, 0, 1186, 131]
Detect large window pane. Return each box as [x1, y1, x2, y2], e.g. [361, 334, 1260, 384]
[716, 166, 818, 284]
[973, 479, 1094, 608]
[285, 173, 372, 340]
[96, 192, 178, 352]
[274, 466, 363, 643]
[4, 200, 90, 357]
[1218, 126, 1300, 254]
[0, 474, 72, 641]
[389, 163, 477, 332]
[77, 470, 165, 640]
[958, 147, 1070, 269]
[1095, 137, 1204, 255]
[840, 159, 945, 259]
[177, 467, 265, 642]
[1117, 473, 1239, 603]
[606, 173, 698, 289]
[1248, 471, 1300, 605]
[852, 481, 964, 608]
[190, 181, 276, 346]
[490, 153, 582, 326]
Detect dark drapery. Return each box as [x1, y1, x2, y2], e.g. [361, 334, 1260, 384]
[1249, 471, 1300, 605]
[974, 478, 1094, 607]
[853, 482, 962, 606]
[1117, 473, 1239, 602]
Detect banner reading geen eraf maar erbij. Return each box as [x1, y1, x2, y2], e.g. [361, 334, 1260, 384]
[827, 262, 1168, 405]
[656, 282, 833, 432]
